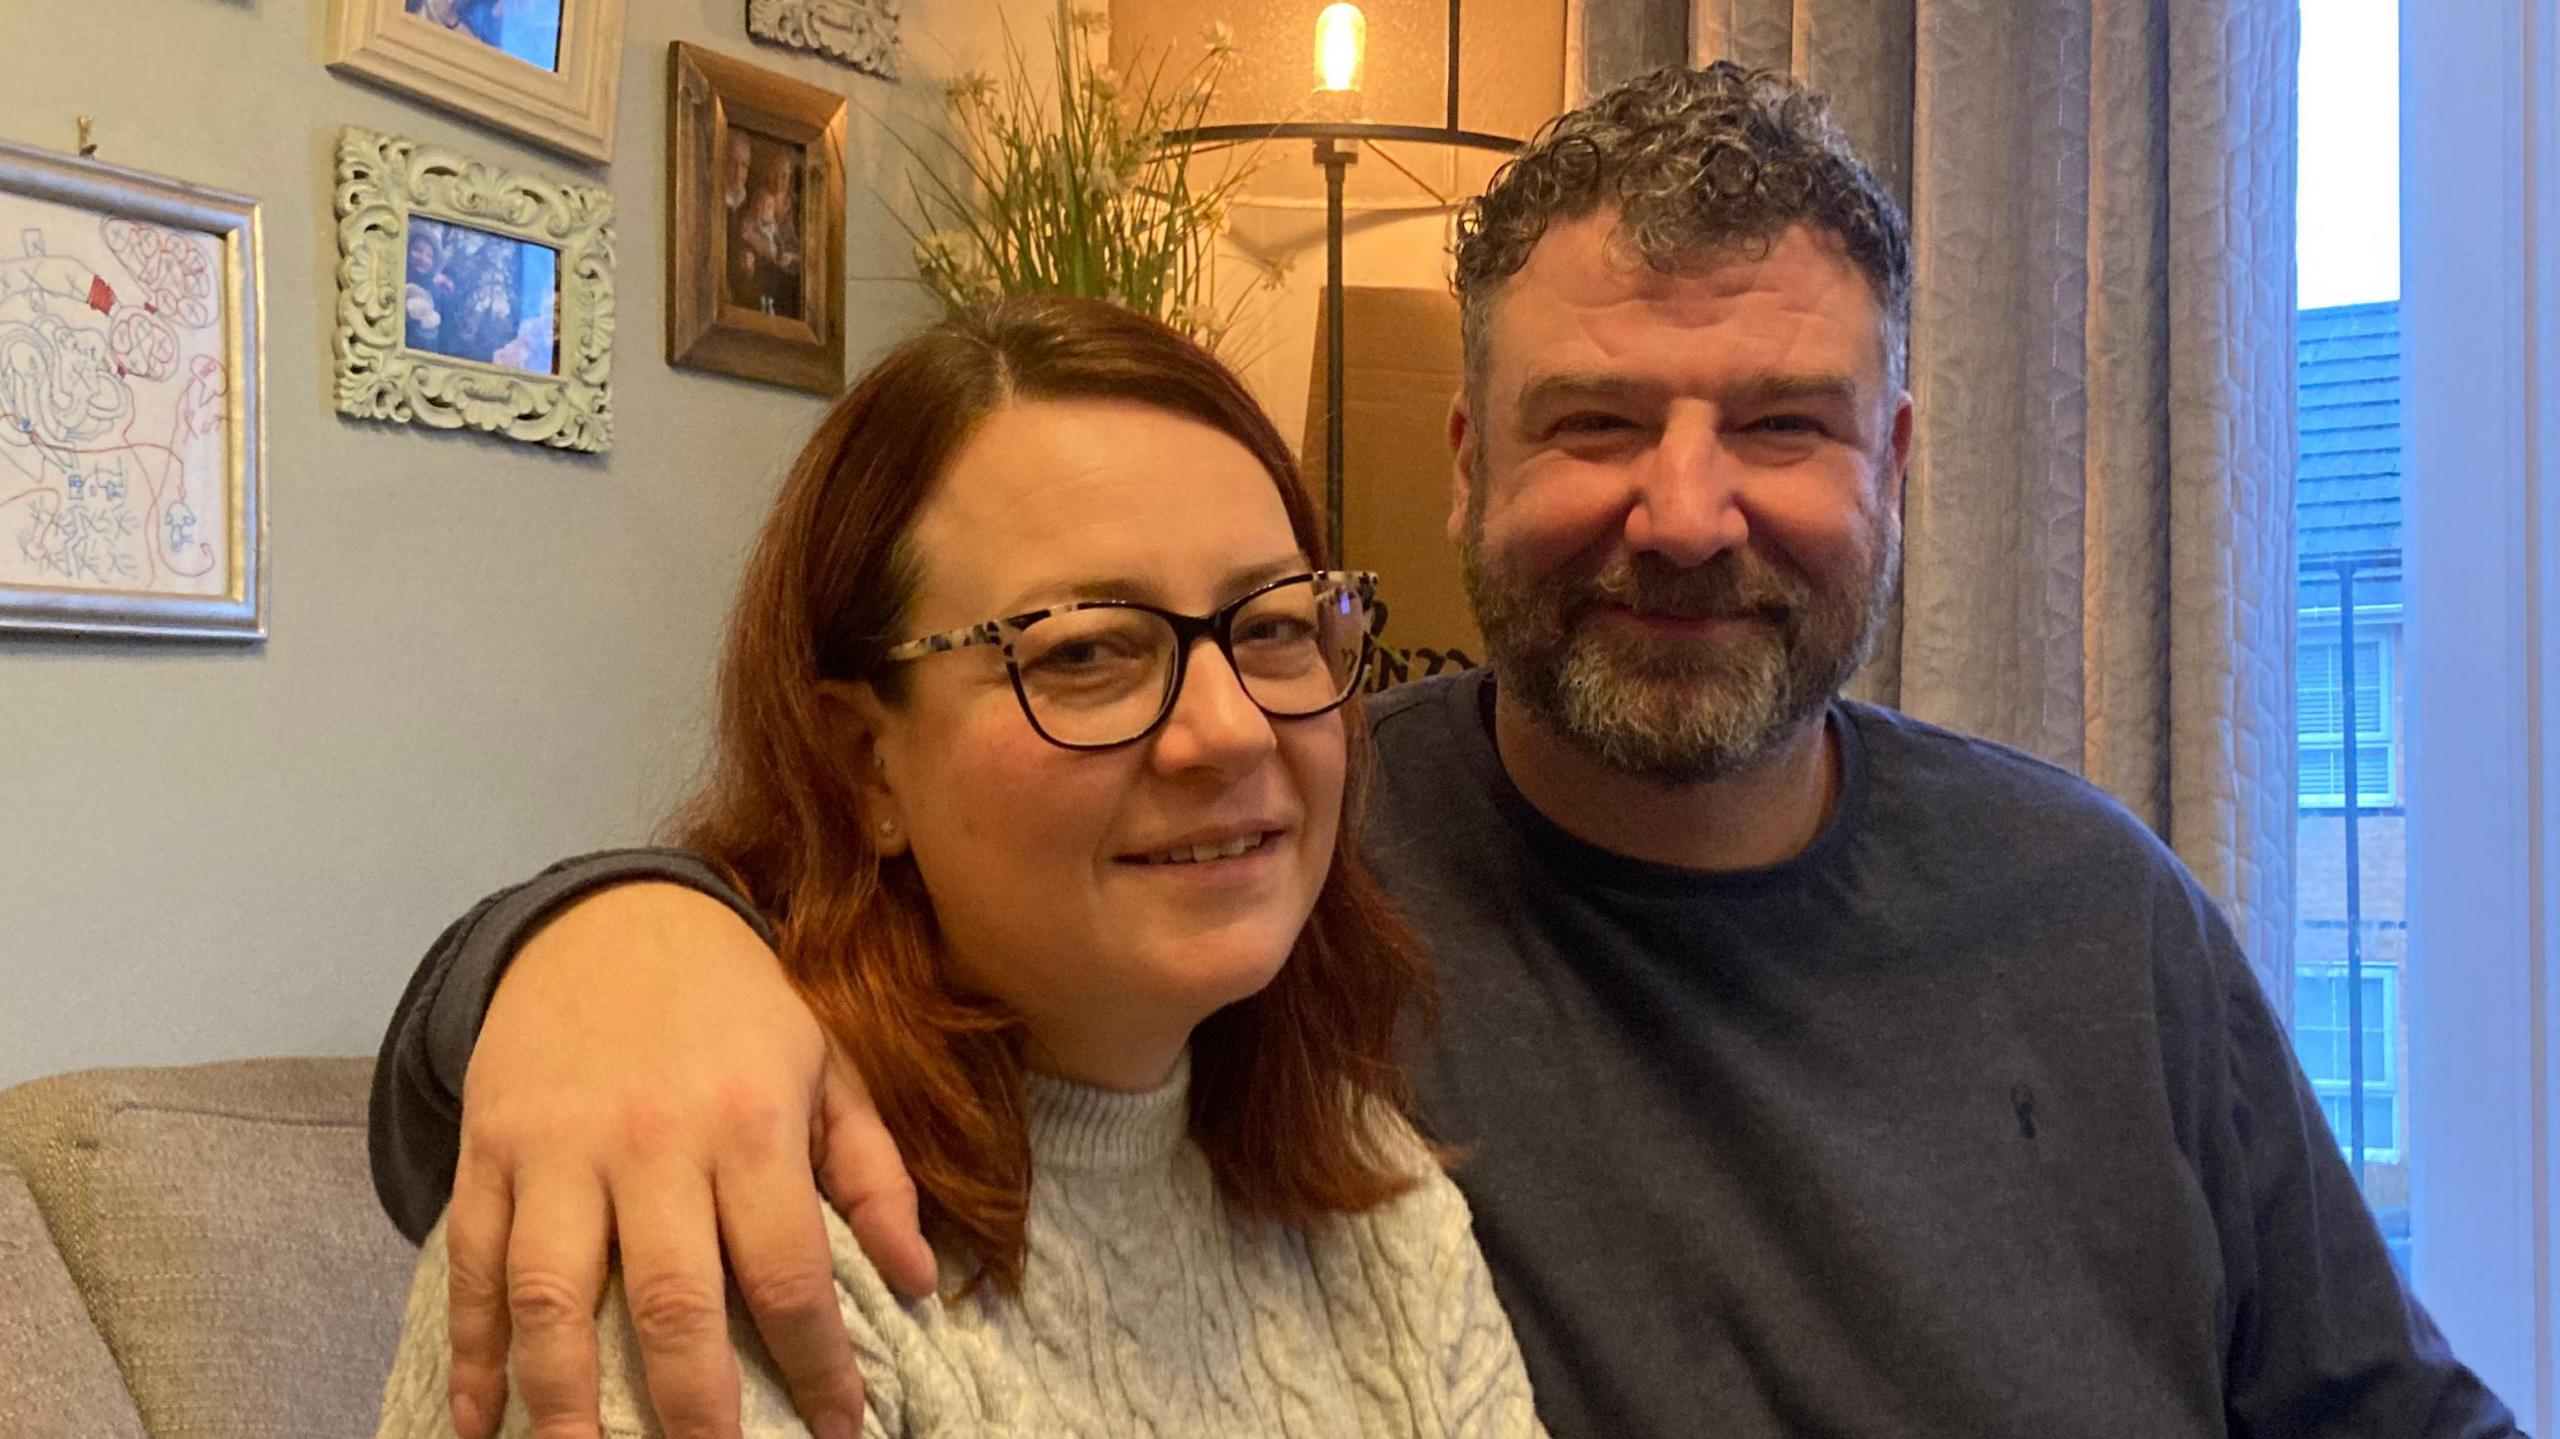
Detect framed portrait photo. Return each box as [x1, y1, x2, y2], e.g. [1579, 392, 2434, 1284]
[326, 0, 628, 164]
[333, 126, 615, 452]
[0, 141, 267, 642]
[668, 42, 847, 394]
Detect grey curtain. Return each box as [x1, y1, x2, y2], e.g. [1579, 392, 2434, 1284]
[1576, 0, 2300, 998]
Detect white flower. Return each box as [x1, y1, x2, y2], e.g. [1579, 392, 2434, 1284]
[942, 72, 997, 110]
[1069, 6, 1108, 34]
[1083, 152, 1140, 199]
[1083, 65, 1122, 103]
[1202, 20, 1237, 63]
[953, 255, 1000, 302]
[912, 229, 973, 274]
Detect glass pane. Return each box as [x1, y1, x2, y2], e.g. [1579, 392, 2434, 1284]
[2363, 1094, 2399, 1152]
[2293, 0, 2409, 1267]
[405, 0, 565, 72]
[402, 217, 561, 376]
[2296, 971, 2340, 1030]
[2300, 747, 2344, 803]
[2297, 643, 2341, 734]
[2356, 744, 2392, 800]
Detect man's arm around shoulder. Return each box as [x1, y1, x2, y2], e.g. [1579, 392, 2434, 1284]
[369, 848, 763, 1239]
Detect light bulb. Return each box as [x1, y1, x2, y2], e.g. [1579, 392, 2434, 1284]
[1314, 3, 1366, 94]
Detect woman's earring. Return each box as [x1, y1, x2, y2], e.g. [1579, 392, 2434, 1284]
[877, 819, 897, 840]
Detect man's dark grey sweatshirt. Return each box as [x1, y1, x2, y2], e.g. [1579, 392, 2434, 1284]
[372, 669, 2522, 1438]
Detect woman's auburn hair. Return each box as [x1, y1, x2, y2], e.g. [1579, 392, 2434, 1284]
[666, 296, 1434, 1293]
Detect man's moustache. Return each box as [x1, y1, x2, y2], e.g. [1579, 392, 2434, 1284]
[1573, 564, 1806, 626]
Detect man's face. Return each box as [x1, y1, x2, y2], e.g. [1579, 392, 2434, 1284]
[1450, 215, 1912, 784]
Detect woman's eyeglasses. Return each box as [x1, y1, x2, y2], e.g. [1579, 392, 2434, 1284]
[880, 570, 1381, 750]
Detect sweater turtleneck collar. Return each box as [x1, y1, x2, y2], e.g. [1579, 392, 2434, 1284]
[1024, 1050, 1191, 1173]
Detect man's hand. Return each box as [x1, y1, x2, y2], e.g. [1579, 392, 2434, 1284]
[442, 882, 937, 1439]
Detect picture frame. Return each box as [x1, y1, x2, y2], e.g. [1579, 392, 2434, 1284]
[668, 42, 848, 395]
[0, 141, 267, 642]
[746, 0, 902, 80]
[333, 126, 615, 453]
[326, 0, 628, 165]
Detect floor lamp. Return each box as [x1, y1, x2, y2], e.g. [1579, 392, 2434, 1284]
[1156, 1, 1524, 567]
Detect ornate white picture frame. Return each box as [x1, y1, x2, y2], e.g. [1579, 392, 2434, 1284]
[0, 141, 267, 642]
[746, 0, 901, 80]
[333, 127, 614, 453]
[326, 0, 629, 165]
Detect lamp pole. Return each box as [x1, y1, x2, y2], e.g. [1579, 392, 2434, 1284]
[1316, 135, 1356, 566]
[1156, 0, 1521, 573]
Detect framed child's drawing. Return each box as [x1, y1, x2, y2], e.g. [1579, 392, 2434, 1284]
[0, 141, 267, 642]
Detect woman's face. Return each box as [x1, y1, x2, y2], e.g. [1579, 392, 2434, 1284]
[858, 397, 1347, 1091]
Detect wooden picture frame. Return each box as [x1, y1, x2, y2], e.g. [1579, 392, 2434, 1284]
[333, 127, 616, 453]
[0, 141, 267, 642]
[668, 42, 848, 394]
[326, 0, 628, 165]
[746, 0, 902, 80]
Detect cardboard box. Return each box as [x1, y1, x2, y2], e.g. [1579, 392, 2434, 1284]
[1302, 285, 1486, 678]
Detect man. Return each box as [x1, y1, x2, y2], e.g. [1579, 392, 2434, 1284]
[372, 63, 2519, 1439]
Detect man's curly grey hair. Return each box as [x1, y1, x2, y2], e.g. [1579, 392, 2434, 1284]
[1453, 61, 1912, 394]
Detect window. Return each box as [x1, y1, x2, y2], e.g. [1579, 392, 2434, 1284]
[2292, 0, 2408, 1255]
[2291, 963, 2402, 1164]
[2294, 620, 2399, 808]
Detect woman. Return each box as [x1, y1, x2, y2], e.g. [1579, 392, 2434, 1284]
[376, 297, 1547, 1438]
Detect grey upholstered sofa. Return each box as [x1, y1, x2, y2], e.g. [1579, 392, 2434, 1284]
[0, 1057, 417, 1436]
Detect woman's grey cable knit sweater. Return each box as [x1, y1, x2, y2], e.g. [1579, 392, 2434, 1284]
[376, 1055, 1550, 1438]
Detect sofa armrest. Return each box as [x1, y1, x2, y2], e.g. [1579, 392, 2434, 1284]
[0, 1165, 146, 1438]
[0, 1058, 415, 1438]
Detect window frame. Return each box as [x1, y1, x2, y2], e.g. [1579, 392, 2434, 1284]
[2292, 961, 2406, 1165]
[2401, 0, 2556, 1421]
[2295, 605, 2404, 810]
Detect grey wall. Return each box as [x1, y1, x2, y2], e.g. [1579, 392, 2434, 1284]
[0, 0, 1045, 1088]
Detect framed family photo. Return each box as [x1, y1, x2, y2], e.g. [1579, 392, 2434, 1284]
[326, 0, 629, 164]
[668, 42, 847, 394]
[333, 126, 615, 452]
[0, 141, 267, 641]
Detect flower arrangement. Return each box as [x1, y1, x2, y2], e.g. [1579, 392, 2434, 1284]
[899, 6, 1269, 350]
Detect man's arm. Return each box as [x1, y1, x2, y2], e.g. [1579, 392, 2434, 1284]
[378, 1216, 897, 1439]
[2201, 917, 2521, 1436]
[370, 849, 759, 1240]
[369, 855, 933, 1439]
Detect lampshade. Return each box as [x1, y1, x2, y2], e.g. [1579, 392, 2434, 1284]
[1109, 0, 1566, 205]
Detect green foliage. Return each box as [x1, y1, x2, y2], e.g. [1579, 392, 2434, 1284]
[896, 7, 1268, 351]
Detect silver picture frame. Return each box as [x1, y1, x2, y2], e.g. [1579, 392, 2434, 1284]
[0, 141, 267, 642]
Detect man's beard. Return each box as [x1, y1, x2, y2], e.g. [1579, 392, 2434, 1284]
[1462, 499, 1899, 786]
